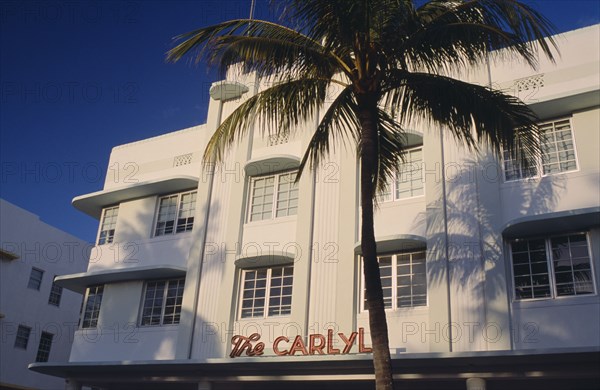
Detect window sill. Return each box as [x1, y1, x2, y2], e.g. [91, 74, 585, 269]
[244, 215, 297, 227]
[376, 195, 425, 208]
[358, 306, 429, 318]
[237, 315, 292, 322]
[502, 168, 585, 186]
[512, 294, 599, 309]
[151, 231, 194, 240]
[137, 324, 180, 330]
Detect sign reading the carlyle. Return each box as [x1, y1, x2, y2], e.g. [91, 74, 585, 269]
[230, 328, 372, 358]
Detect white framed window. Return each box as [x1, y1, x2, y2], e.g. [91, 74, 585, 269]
[98, 206, 119, 245]
[14, 325, 31, 349]
[81, 285, 104, 329]
[510, 232, 595, 300]
[361, 250, 427, 311]
[239, 265, 293, 319]
[503, 118, 578, 181]
[140, 278, 185, 326]
[48, 280, 63, 307]
[379, 146, 424, 202]
[27, 267, 44, 290]
[248, 171, 298, 222]
[35, 331, 53, 362]
[154, 191, 197, 236]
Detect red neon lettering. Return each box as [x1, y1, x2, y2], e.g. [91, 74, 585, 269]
[358, 327, 372, 353]
[289, 335, 309, 356]
[229, 333, 265, 358]
[338, 331, 357, 354]
[273, 336, 290, 356]
[309, 334, 326, 355]
[327, 329, 340, 355]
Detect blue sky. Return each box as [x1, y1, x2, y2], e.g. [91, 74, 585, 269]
[1, 0, 599, 243]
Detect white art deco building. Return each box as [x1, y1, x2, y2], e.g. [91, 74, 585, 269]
[31, 24, 599, 390]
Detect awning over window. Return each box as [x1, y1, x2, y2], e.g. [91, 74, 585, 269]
[354, 234, 427, 255]
[244, 155, 300, 177]
[54, 265, 186, 293]
[502, 207, 600, 238]
[72, 176, 199, 219]
[235, 251, 296, 268]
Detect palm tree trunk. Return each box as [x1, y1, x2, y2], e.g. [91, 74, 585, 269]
[357, 94, 394, 390]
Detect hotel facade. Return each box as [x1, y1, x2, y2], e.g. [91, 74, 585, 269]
[31, 25, 600, 389]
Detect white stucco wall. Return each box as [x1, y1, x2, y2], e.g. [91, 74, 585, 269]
[0, 199, 89, 389]
[61, 24, 600, 365]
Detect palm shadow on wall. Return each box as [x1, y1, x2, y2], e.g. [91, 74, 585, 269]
[412, 155, 566, 345]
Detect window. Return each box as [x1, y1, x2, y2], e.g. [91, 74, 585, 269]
[140, 278, 185, 326]
[239, 265, 293, 318]
[98, 206, 119, 245]
[503, 118, 577, 181]
[48, 280, 63, 307]
[248, 171, 298, 222]
[154, 191, 197, 236]
[27, 267, 44, 290]
[362, 250, 427, 311]
[35, 331, 53, 362]
[14, 325, 31, 349]
[510, 233, 595, 300]
[379, 146, 424, 202]
[81, 285, 103, 329]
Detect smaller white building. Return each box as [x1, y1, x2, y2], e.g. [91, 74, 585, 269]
[0, 199, 90, 390]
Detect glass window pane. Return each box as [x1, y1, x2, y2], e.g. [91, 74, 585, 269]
[510, 239, 550, 300]
[549, 234, 593, 297]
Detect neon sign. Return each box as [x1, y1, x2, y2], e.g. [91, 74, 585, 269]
[230, 328, 372, 358]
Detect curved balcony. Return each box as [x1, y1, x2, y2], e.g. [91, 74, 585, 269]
[502, 206, 600, 238]
[54, 265, 186, 294]
[72, 175, 199, 219]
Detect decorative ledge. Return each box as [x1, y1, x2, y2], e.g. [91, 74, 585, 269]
[54, 265, 187, 293]
[235, 251, 296, 268]
[502, 207, 600, 239]
[244, 155, 300, 176]
[0, 248, 19, 261]
[354, 234, 426, 255]
[209, 80, 249, 101]
[72, 175, 199, 219]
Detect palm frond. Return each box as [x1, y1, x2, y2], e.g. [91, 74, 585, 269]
[384, 70, 540, 159]
[374, 108, 407, 202]
[394, 0, 557, 73]
[167, 19, 349, 78]
[298, 85, 359, 178]
[204, 78, 332, 162]
[210, 35, 337, 80]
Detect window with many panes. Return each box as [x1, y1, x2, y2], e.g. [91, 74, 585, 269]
[48, 280, 63, 307]
[35, 331, 53, 362]
[379, 147, 424, 202]
[154, 191, 197, 236]
[510, 233, 595, 300]
[248, 171, 298, 222]
[362, 250, 427, 311]
[503, 118, 577, 181]
[81, 285, 103, 328]
[239, 265, 293, 318]
[140, 278, 185, 326]
[27, 267, 44, 290]
[98, 206, 119, 245]
[14, 325, 31, 349]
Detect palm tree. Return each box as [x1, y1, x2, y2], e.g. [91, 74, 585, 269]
[167, 1, 556, 389]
